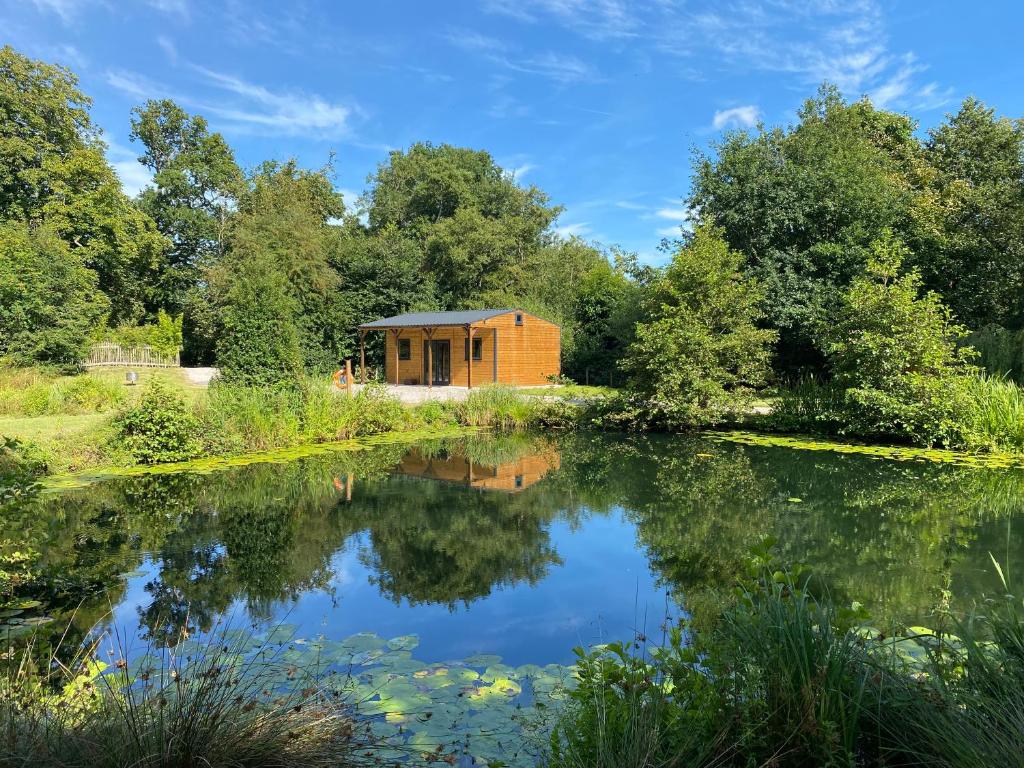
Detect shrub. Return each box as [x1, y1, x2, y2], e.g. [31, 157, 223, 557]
[114, 380, 203, 464]
[622, 224, 777, 429]
[820, 233, 980, 448]
[0, 368, 126, 417]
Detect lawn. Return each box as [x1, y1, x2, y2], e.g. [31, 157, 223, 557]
[518, 384, 618, 399]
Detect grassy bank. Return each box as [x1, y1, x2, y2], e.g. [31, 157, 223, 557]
[0, 368, 576, 476]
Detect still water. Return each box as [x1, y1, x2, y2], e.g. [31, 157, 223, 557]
[25, 431, 1024, 665]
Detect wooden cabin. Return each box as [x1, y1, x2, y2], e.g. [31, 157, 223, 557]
[358, 309, 560, 387]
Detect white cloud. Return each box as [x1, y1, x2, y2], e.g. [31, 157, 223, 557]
[106, 138, 152, 198]
[106, 66, 356, 138]
[510, 163, 535, 179]
[554, 222, 591, 238]
[446, 27, 596, 83]
[656, 225, 680, 236]
[30, 0, 91, 23]
[615, 200, 646, 211]
[654, 207, 688, 222]
[156, 35, 178, 63]
[483, 0, 639, 41]
[712, 105, 760, 130]
[148, 0, 189, 20]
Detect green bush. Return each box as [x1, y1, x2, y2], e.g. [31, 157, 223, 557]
[97, 309, 183, 357]
[114, 380, 203, 464]
[966, 324, 1024, 384]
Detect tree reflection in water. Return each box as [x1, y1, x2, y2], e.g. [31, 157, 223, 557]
[11, 430, 1024, 653]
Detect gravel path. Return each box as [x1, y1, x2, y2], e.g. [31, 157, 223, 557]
[182, 367, 218, 386]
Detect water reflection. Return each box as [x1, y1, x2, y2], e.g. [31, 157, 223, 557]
[11, 431, 1024, 662]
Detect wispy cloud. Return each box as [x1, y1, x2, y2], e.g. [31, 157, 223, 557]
[105, 66, 357, 138]
[148, 0, 189, 20]
[446, 27, 597, 83]
[554, 221, 591, 238]
[483, 0, 639, 41]
[712, 105, 760, 130]
[156, 35, 178, 63]
[30, 0, 94, 24]
[510, 162, 536, 179]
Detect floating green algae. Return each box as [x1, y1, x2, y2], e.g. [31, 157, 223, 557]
[41, 426, 482, 493]
[706, 431, 1024, 470]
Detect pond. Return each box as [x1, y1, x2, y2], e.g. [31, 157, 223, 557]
[13, 430, 1024, 762]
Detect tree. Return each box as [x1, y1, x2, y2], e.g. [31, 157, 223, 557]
[689, 84, 922, 372]
[364, 142, 560, 308]
[820, 232, 979, 447]
[0, 221, 108, 368]
[0, 46, 166, 325]
[130, 99, 243, 317]
[916, 98, 1024, 329]
[623, 224, 777, 427]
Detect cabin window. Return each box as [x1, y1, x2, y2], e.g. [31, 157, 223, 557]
[464, 337, 483, 361]
[515, 474, 524, 488]
[398, 338, 411, 360]
[515, 313, 524, 326]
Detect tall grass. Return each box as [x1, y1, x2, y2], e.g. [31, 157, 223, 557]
[965, 374, 1024, 452]
[2, 620, 377, 768]
[458, 385, 574, 430]
[0, 368, 125, 417]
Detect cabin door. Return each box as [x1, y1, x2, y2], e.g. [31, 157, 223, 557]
[422, 340, 451, 385]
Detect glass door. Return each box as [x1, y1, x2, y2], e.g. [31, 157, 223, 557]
[423, 340, 450, 385]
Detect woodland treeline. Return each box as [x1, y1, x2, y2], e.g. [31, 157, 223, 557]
[2, 46, 1023, 389]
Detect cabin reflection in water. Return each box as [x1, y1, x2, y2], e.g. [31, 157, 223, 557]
[394, 445, 561, 493]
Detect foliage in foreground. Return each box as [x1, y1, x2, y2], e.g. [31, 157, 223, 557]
[547, 544, 1024, 768]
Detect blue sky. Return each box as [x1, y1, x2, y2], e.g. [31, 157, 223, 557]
[5, 0, 1023, 264]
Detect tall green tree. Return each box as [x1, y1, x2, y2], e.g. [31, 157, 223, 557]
[689, 84, 921, 372]
[916, 98, 1024, 329]
[0, 45, 166, 325]
[364, 142, 560, 308]
[0, 222, 108, 368]
[212, 161, 347, 376]
[624, 224, 777, 427]
[130, 99, 243, 316]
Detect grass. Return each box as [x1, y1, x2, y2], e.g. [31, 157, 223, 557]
[2, 620, 379, 768]
[966, 374, 1024, 452]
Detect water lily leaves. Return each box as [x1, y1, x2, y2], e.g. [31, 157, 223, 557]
[340, 632, 388, 653]
[387, 634, 419, 651]
[462, 653, 502, 667]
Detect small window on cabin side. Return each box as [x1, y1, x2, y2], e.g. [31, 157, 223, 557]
[515, 313, 524, 326]
[515, 474, 524, 488]
[398, 338, 411, 360]
[464, 337, 483, 361]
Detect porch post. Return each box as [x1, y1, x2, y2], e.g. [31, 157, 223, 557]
[466, 324, 475, 389]
[391, 328, 402, 385]
[359, 330, 366, 384]
[424, 327, 434, 388]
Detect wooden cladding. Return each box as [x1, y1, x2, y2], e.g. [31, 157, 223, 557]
[380, 310, 560, 387]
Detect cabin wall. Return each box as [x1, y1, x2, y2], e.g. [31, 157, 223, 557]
[381, 311, 560, 386]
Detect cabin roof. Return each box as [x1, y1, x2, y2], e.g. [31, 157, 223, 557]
[359, 308, 521, 329]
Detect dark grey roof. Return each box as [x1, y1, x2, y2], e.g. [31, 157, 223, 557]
[359, 309, 519, 329]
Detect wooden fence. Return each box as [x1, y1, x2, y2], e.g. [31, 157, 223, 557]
[85, 343, 180, 368]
